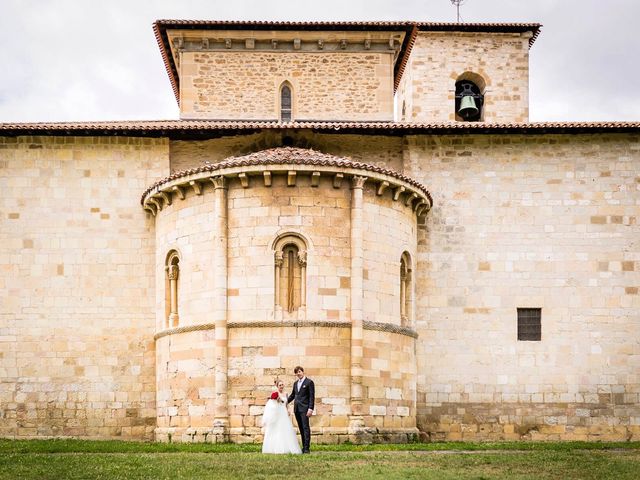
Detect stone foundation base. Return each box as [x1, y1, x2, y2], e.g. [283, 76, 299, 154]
[155, 426, 420, 444]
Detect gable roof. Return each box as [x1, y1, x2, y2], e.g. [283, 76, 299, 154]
[153, 20, 541, 105]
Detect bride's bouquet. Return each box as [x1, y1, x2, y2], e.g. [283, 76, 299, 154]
[261, 391, 280, 427]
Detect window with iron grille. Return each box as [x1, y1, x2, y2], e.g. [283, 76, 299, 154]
[517, 308, 541, 341]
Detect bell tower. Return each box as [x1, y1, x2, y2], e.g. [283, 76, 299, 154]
[395, 22, 540, 123]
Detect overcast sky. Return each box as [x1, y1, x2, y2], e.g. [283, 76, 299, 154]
[0, 0, 638, 123]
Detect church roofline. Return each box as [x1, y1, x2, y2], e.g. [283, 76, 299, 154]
[152, 20, 541, 105]
[1, 120, 639, 139]
[139, 146, 433, 215]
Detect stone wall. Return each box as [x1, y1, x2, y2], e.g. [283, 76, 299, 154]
[179, 51, 394, 121]
[362, 183, 417, 326]
[148, 155, 422, 442]
[408, 133, 640, 441]
[0, 136, 169, 439]
[397, 32, 531, 123]
[169, 133, 404, 173]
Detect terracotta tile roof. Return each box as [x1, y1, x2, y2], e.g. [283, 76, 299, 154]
[140, 146, 433, 206]
[2, 120, 639, 138]
[153, 20, 541, 104]
[416, 22, 542, 47]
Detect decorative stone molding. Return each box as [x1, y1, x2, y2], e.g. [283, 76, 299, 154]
[153, 320, 418, 340]
[363, 321, 418, 338]
[141, 147, 432, 216]
[154, 322, 216, 340]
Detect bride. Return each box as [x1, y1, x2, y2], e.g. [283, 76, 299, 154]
[262, 380, 302, 454]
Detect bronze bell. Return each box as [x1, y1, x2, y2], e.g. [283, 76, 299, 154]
[458, 95, 478, 119]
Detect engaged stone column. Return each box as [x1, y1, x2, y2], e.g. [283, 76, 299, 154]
[349, 175, 367, 431]
[211, 175, 229, 440]
[274, 251, 283, 320]
[167, 264, 179, 327]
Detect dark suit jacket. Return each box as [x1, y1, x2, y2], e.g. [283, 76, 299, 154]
[288, 377, 315, 412]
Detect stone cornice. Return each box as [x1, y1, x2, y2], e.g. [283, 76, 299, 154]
[153, 319, 418, 340]
[141, 147, 432, 217]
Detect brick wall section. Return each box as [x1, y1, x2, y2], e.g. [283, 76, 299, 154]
[397, 32, 530, 123]
[0, 136, 169, 439]
[180, 51, 394, 121]
[408, 133, 640, 441]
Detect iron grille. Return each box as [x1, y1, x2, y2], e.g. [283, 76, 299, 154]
[517, 308, 541, 341]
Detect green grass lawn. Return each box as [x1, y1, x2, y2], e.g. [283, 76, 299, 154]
[1, 440, 639, 479]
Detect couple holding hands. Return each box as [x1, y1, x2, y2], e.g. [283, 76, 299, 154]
[261, 366, 314, 454]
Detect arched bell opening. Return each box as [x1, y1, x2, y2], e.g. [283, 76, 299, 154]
[454, 72, 486, 122]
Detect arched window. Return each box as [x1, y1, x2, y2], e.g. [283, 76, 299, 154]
[165, 251, 180, 328]
[400, 252, 412, 326]
[280, 83, 292, 122]
[273, 234, 307, 318]
[454, 73, 486, 122]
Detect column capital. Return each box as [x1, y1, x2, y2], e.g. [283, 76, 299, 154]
[297, 250, 307, 267]
[350, 175, 367, 190]
[167, 264, 180, 281]
[211, 175, 228, 190]
[274, 251, 284, 267]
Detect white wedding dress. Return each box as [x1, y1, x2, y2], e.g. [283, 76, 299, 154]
[262, 393, 302, 454]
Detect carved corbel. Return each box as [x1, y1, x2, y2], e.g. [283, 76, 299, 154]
[364, 39, 371, 50]
[333, 173, 343, 189]
[340, 39, 347, 50]
[225, 38, 232, 49]
[271, 39, 278, 49]
[238, 173, 250, 188]
[287, 171, 297, 187]
[317, 39, 324, 50]
[144, 204, 157, 216]
[149, 197, 162, 212]
[172, 185, 185, 200]
[405, 192, 418, 207]
[201, 38, 209, 49]
[245, 38, 255, 49]
[157, 191, 172, 207]
[263, 171, 272, 187]
[311, 171, 321, 187]
[189, 180, 202, 195]
[294, 38, 301, 50]
[376, 181, 389, 196]
[393, 186, 405, 201]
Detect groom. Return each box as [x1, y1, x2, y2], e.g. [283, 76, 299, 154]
[287, 365, 314, 453]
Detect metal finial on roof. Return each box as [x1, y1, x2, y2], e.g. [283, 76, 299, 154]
[450, 0, 468, 23]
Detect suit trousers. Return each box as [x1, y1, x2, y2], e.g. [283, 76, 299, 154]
[294, 408, 311, 452]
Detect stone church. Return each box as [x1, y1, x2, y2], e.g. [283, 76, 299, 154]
[1, 19, 638, 443]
